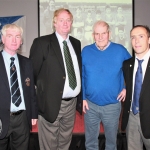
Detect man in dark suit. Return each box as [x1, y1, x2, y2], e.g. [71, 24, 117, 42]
[122, 25, 150, 149]
[30, 8, 82, 150]
[0, 24, 38, 150]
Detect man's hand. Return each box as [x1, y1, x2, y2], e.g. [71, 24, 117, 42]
[117, 88, 126, 102]
[83, 100, 89, 113]
[32, 119, 38, 125]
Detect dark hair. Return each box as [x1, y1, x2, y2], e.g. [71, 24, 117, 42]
[131, 25, 150, 37]
[105, 5, 111, 11]
[49, 0, 55, 3]
[76, 7, 82, 11]
[87, 10, 92, 14]
[96, 10, 101, 14]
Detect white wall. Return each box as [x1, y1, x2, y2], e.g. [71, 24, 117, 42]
[0, 0, 38, 57]
[134, 0, 150, 26]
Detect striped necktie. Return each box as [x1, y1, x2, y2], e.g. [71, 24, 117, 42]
[10, 57, 22, 107]
[63, 40, 77, 90]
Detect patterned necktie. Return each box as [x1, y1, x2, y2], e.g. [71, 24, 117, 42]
[132, 59, 144, 115]
[10, 57, 22, 107]
[63, 40, 77, 90]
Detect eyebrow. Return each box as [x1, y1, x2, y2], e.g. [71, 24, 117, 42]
[131, 33, 145, 37]
[7, 33, 21, 36]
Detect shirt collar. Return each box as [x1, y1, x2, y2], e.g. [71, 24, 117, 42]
[95, 41, 111, 51]
[55, 31, 69, 44]
[135, 49, 150, 61]
[2, 50, 17, 61]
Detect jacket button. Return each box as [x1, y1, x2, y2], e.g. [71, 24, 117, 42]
[63, 76, 65, 79]
[128, 111, 130, 113]
[60, 91, 62, 94]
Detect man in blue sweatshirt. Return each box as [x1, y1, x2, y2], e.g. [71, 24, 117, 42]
[82, 20, 131, 150]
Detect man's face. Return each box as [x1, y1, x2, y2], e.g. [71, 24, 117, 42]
[106, 8, 111, 14]
[49, 1, 55, 10]
[131, 27, 150, 57]
[77, 31, 82, 39]
[2, 28, 22, 54]
[76, 8, 81, 16]
[118, 30, 124, 38]
[54, 10, 72, 38]
[87, 12, 92, 19]
[117, 7, 122, 13]
[96, 14, 101, 20]
[93, 24, 110, 49]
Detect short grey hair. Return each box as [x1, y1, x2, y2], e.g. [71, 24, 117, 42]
[1, 24, 23, 37]
[92, 20, 110, 33]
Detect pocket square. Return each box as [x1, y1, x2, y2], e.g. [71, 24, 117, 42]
[25, 77, 30, 86]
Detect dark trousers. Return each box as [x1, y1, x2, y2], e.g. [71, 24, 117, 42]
[0, 111, 30, 150]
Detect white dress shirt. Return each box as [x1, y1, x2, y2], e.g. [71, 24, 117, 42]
[55, 32, 81, 98]
[131, 50, 150, 111]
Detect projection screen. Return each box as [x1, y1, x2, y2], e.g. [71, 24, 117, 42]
[38, 0, 133, 54]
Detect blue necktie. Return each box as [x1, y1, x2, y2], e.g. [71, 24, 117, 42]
[132, 59, 143, 115]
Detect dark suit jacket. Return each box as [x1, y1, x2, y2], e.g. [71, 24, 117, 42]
[122, 57, 150, 139]
[0, 52, 38, 139]
[29, 32, 82, 123]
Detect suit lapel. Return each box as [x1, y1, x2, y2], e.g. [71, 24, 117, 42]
[128, 57, 135, 86]
[17, 54, 26, 92]
[50, 33, 65, 73]
[69, 37, 81, 71]
[141, 57, 150, 96]
[50, 33, 81, 73]
[0, 52, 10, 91]
[125, 57, 150, 100]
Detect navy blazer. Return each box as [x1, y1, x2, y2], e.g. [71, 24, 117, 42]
[122, 57, 150, 139]
[0, 52, 38, 139]
[29, 32, 82, 123]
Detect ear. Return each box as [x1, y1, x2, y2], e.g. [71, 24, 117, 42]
[53, 22, 57, 29]
[92, 33, 94, 39]
[148, 37, 150, 44]
[20, 38, 23, 45]
[109, 31, 111, 40]
[1, 36, 5, 44]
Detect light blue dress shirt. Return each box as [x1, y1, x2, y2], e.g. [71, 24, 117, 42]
[2, 50, 26, 112]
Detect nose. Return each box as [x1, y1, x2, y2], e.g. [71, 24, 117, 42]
[135, 37, 139, 43]
[98, 33, 103, 39]
[12, 37, 16, 43]
[63, 20, 67, 25]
